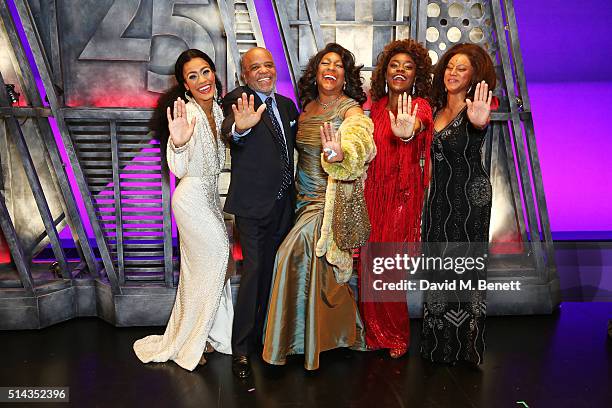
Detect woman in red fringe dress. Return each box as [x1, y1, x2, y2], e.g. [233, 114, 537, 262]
[361, 39, 433, 358]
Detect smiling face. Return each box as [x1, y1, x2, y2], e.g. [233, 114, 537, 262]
[444, 53, 474, 94]
[385, 52, 416, 95]
[182, 57, 216, 104]
[316, 52, 345, 94]
[241, 48, 277, 94]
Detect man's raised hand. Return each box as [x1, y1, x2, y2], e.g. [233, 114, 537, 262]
[232, 93, 267, 133]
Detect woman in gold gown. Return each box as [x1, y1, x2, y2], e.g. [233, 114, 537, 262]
[262, 43, 376, 370]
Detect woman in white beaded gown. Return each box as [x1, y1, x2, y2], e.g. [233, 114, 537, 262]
[133, 49, 233, 371]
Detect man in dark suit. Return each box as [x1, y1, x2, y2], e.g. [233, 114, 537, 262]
[221, 47, 299, 378]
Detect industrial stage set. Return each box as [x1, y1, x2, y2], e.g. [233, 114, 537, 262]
[0, 0, 558, 330]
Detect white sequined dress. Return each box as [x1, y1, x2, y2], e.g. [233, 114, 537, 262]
[133, 98, 233, 371]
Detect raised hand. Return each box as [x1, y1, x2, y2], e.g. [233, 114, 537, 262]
[232, 92, 267, 133]
[389, 92, 419, 141]
[320, 121, 343, 163]
[167, 97, 196, 147]
[466, 80, 493, 129]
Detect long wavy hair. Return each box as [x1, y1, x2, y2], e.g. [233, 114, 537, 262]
[150, 49, 223, 158]
[297, 43, 367, 110]
[431, 43, 497, 110]
[370, 39, 432, 102]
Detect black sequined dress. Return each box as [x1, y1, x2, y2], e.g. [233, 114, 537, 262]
[420, 107, 491, 365]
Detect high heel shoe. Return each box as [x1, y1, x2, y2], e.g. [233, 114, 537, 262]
[204, 341, 215, 353]
[389, 347, 408, 359]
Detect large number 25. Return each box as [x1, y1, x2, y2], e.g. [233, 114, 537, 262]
[79, 0, 215, 93]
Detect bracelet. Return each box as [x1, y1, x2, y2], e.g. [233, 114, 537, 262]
[400, 129, 416, 143]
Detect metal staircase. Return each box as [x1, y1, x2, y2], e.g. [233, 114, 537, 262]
[222, 0, 267, 88]
[234, 0, 266, 54]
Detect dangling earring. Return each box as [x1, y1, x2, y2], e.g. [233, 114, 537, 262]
[343, 81, 346, 91]
[412, 81, 416, 96]
[385, 81, 388, 94]
[184, 91, 190, 100]
[467, 84, 473, 94]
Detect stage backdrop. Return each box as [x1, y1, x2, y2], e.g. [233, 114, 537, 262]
[7, 0, 612, 241]
[513, 0, 612, 238]
[254, 0, 612, 239]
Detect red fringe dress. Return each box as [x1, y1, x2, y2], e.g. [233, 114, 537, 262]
[360, 95, 433, 351]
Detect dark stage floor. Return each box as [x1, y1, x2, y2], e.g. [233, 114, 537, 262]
[1, 302, 611, 408]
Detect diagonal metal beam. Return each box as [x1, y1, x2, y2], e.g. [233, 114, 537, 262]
[0, 0, 99, 276]
[109, 120, 124, 285]
[396, 0, 405, 40]
[271, 0, 301, 100]
[11, 0, 120, 293]
[45, 0, 63, 92]
[218, 0, 243, 84]
[499, 122, 528, 244]
[415, 0, 427, 44]
[304, 0, 324, 50]
[502, 0, 555, 265]
[0, 188, 34, 294]
[491, 0, 545, 275]
[161, 148, 174, 288]
[245, 0, 266, 48]
[0, 71, 70, 278]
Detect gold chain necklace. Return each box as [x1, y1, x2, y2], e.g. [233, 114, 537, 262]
[316, 94, 342, 110]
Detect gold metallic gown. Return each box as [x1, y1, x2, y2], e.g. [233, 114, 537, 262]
[262, 98, 366, 370]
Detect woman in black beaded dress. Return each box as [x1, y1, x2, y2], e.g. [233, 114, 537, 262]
[420, 43, 497, 365]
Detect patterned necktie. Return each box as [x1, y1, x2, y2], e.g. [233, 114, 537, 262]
[265, 97, 292, 199]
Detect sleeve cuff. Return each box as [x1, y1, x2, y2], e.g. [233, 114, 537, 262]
[169, 138, 189, 153]
[232, 123, 251, 141]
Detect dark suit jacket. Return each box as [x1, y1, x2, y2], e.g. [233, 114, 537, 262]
[222, 86, 300, 219]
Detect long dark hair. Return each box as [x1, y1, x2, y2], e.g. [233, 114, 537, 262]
[150, 49, 223, 157]
[370, 39, 432, 101]
[297, 43, 367, 110]
[431, 43, 496, 110]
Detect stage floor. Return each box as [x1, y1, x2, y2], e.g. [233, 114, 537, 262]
[2, 302, 611, 407]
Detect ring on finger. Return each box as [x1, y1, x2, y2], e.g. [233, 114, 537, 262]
[323, 147, 337, 159]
